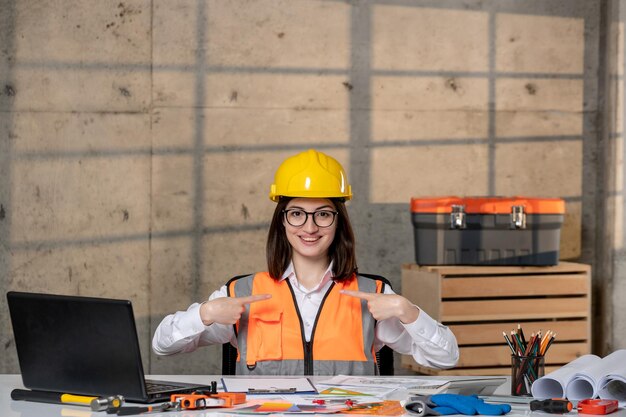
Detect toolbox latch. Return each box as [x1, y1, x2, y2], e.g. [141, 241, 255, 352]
[450, 205, 466, 229]
[510, 205, 526, 229]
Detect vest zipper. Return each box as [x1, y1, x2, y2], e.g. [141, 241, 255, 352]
[308, 282, 335, 375]
[303, 341, 313, 375]
[285, 280, 311, 374]
[286, 280, 336, 375]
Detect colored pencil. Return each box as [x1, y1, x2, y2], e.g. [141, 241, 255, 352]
[503, 332, 516, 354]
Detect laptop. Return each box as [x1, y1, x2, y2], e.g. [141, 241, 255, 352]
[7, 291, 212, 403]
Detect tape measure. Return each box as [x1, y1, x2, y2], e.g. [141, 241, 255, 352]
[577, 399, 619, 415]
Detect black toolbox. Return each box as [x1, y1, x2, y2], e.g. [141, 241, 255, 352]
[411, 196, 565, 265]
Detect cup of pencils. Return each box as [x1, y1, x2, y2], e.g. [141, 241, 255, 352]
[504, 326, 555, 396]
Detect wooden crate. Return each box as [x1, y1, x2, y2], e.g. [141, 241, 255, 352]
[400, 262, 591, 376]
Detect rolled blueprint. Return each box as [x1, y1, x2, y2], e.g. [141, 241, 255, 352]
[566, 350, 626, 401]
[530, 354, 601, 399]
[596, 351, 626, 405]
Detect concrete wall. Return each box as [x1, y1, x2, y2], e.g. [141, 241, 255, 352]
[0, 0, 606, 374]
[608, 0, 626, 354]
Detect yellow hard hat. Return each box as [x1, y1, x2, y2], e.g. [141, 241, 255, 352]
[269, 149, 353, 202]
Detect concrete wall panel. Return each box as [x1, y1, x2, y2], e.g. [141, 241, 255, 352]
[495, 112, 582, 138]
[373, 77, 488, 111]
[150, 237, 195, 317]
[372, 6, 488, 72]
[4, 0, 151, 112]
[11, 112, 150, 153]
[496, 13, 585, 74]
[373, 111, 488, 142]
[11, 157, 149, 241]
[152, 154, 195, 232]
[204, 109, 350, 146]
[494, 141, 582, 197]
[370, 146, 490, 204]
[496, 79, 585, 112]
[203, 151, 287, 227]
[201, 229, 268, 293]
[155, 73, 350, 109]
[13, 1, 150, 63]
[206, 0, 350, 68]
[10, 114, 150, 242]
[153, 0, 197, 66]
[154, 0, 350, 69]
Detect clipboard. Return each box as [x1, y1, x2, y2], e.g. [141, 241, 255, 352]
[221, 377, 318, 394]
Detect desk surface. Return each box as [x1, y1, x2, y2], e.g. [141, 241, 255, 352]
[0, 374, 621, 417]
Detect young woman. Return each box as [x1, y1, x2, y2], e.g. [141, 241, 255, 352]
[152, 149, 459, 375]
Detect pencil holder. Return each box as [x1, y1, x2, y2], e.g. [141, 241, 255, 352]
[511, 355, 545, 396]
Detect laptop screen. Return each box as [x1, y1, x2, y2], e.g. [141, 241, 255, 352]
[7, 291, 148, 400]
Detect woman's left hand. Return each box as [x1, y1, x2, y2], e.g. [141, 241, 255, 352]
[340, 290, 420, 324]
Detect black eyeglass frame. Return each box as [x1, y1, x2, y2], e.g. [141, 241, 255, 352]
[282, 209, 339, 228]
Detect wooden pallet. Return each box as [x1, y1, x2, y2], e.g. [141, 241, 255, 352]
[400, 262, 592, 376]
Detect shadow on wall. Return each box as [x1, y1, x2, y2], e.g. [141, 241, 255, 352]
[0, 0, 602, 375]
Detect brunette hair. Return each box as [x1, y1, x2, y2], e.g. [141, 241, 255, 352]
[266, 197, 357, 281]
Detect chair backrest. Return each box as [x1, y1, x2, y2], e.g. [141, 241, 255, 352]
[222, 342, 238, 376]
[222, 343, 394, 375]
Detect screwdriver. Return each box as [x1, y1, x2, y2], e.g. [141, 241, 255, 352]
[530, 399, 573, 414]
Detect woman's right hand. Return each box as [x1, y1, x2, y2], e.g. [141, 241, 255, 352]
[199, 294, 271, 326]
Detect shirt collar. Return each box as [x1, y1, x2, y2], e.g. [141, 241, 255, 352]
[280, 261, 335, 287]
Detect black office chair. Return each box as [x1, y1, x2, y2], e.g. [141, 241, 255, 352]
[222, 343, 394, 375]
[222, 342, 239, 376]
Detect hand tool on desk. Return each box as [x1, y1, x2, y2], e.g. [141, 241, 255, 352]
[171, 392, 246, 410]
[116, 402, 174, 416]
[11, 388, 124, 411]
[189, 380, 247, 408]
[577, 399, 619, 415]
[529, 399, 572, 414]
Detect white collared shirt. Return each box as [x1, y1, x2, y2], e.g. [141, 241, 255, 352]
[280, 262, 334, 341]
[152, 263, 459, 369]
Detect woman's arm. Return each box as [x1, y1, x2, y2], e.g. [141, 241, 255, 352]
[151, 286, 235, 355]
[341, 286, 459, 369]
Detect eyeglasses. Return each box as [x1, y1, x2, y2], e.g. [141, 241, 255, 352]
[283, 209, 338, 228]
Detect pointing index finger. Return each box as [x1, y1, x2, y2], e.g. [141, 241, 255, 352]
[340, 289, 375, 300]
[238, 294, 272, 304]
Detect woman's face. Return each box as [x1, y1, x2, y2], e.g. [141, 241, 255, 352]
[283, 198, 338, 262]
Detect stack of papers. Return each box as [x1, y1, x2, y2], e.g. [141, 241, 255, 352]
[222, 377, 317, 394]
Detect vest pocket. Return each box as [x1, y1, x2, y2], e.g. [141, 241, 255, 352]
[251, 311, 283, 361]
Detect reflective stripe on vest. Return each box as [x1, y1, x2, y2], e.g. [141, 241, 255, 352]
[227, 272, 384, 376]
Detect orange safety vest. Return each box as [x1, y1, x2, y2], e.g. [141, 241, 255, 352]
[226, 272, 387, 375]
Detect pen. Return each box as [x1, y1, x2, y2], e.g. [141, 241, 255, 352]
[248, 387, 297, 394]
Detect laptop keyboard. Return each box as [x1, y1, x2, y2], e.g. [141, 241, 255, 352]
[145, 380, 187, 393]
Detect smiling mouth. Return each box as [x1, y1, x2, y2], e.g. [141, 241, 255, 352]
[300, 236, 320, 243]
